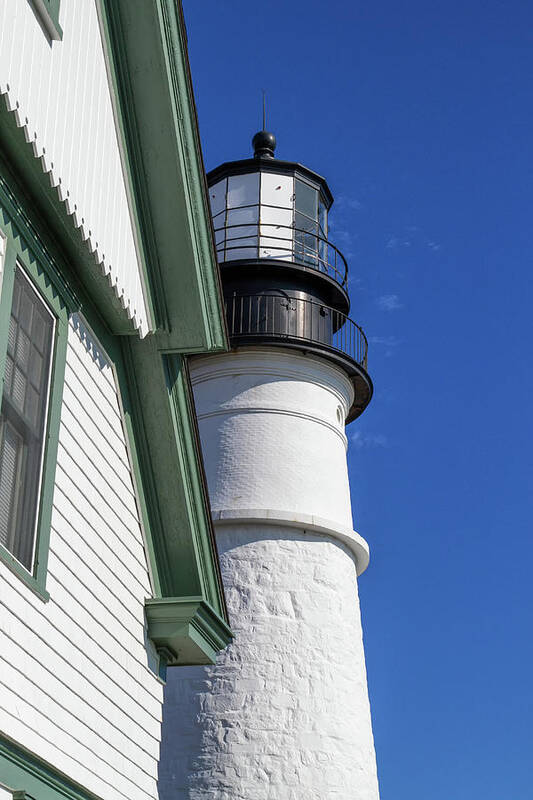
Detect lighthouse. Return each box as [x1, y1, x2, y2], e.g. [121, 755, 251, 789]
[159, 131, 380, 799]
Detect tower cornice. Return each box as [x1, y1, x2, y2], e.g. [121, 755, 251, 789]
[207, 157, 334, 208]
[211, 508, 370, 575]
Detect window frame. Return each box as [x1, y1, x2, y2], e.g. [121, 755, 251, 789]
[0, 218, 69, 602]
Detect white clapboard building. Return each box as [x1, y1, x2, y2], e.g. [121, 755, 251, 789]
[0, 3, 231, 800]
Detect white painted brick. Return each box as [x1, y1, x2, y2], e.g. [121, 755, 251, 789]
[159, 349, 380, 799]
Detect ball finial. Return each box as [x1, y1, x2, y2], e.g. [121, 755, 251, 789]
[252, 130, 276, 159]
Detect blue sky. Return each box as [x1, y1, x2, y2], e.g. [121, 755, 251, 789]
[183, 1, 533, 796]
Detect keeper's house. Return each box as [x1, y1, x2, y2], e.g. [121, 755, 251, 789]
[0, 3, 231, 799]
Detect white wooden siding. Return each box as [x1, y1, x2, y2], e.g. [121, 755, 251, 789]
[0, 315, 162, 800]
[0, 2, 151, 336]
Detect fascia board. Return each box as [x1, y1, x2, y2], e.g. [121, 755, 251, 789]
[97, 0, 228, 353]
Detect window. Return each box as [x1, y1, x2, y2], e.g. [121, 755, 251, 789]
[0, 267, 55, 572]
[0, 198, 70, 601]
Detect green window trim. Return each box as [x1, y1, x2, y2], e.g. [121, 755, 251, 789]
[0, 733, 101, 800]
[0, 197, 73, 603]
[30, 0, 63, 41]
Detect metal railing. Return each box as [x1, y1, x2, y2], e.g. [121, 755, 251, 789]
[226, 293, 368, 370]
[214, 219, 348, 288]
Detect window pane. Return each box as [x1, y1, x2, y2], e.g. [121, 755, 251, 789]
[19, 290, 33, 334]
[0, 267, 54, 572]
[3, 355, 13, 395]
[295, 179, 318, 221]
[319, 199, 328, 238]
[0, 420, 23, 552]
[7, 316, 16, 357]
[227, 173, 259, 209]
[295, 211, 318, 234]
[25, 386, 40, 429]
[260, 172, 293, 210]
[16, 329, 31, 369]
[209, 179, 227, 218]
[29, 348, 43, 389]
[32, 310, 47, 353]
[226, 206, 259, 226]
[294, 212, 319, 268]
[11, 367, 27, 413]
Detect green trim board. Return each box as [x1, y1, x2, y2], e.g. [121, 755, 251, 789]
[122, 336, 232, 662]
[165, 354, 228, 611]
[0, 180, 74, 603]
[95, 0, 163, 335]
[30, 0, 63, 41]
[0, 733, 101, 800]
[96, 0, 229, 353]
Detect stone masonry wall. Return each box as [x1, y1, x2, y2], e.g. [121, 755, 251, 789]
[159, 524, 380, 800]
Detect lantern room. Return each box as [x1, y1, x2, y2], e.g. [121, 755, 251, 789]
[205, 131, 372, 420]
[208, 131, 349, 290]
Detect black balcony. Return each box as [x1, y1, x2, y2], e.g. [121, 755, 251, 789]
[214, 218, 348, 289]
[225, 293, 372, 420]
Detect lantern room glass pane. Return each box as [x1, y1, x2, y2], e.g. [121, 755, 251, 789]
[318, 198, 328, 238]
[224, 207, 259, 261]
[227, 206, 259, 226]
[227, 173, 259, 209]
[260, 205, 293, 229]
[209, 179, 227, 218]
[294, 212, 319, 268]
[260, 172, 293, 209]
[295, 179, 318, 221]
[318, 199, 328, 267]
[258, 205, 293, 261]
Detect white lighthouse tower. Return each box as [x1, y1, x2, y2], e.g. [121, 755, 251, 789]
[159, 131, 380, 799]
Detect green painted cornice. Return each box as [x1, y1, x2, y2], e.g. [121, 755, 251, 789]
[30, 0, 63, 41]
[97, 0, 228, 352]
[145, 596, 233, 666]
